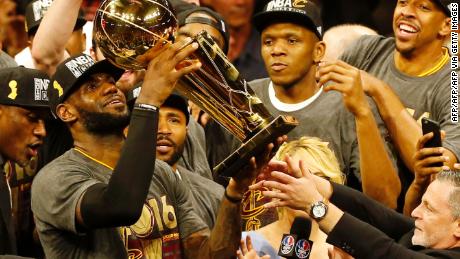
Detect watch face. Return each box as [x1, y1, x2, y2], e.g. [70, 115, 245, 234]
[312, 205, 326, 217]
[311, 201, 327, 219]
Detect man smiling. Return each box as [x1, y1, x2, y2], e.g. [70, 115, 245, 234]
[335, 0, 459, 209]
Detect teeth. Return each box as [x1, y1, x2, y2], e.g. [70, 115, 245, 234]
[399, 24, 417, 33]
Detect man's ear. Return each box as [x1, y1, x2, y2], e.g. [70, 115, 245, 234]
[453, 218, 460, 239]
[313, 40, 326, 63]
[56, 103, 77, 123]
[438, 17, 451, 38]
[123, 126, 129, 138]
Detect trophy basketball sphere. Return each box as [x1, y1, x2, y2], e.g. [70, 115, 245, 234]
[93, 0, 177, 70]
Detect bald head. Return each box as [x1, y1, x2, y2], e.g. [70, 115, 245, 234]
[323, 24, 378, 61]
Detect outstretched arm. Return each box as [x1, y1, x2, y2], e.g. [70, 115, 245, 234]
[360, 72, 458, 171]
[257, 159, 425, 259]
[317, 60, 400, 208]
[184, 138, 286, 258]
[31, 0, 82, 75]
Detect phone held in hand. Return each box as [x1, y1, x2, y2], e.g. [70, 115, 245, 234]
[421, 118, 443, 167]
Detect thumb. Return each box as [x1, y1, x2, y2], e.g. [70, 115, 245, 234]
[299, 160, 313, 179]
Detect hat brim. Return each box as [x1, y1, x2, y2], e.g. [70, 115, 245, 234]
[65, 59, 125, 101]
[253, 11, 321, 39]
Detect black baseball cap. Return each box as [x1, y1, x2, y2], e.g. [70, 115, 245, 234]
[253, 0, 323, 39]
[0, 67, 50, 110]
[177, 6, 230, 54]
[49, 54, 124, 116]
[25, 0, 86, 36]
[433, 0, 452, 16]
[127, 85, 190, 124]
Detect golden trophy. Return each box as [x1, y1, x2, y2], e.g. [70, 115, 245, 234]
[93, 0, 298, 177]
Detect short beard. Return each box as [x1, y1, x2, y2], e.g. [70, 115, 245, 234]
[78, 108, 130, 136]
[157, 135, 185, 166]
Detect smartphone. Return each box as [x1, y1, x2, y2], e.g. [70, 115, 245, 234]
[421, 118, 442, 148]
[421, 118, 443, 167]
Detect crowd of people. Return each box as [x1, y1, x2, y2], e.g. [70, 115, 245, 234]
[0, 0, 458, 258]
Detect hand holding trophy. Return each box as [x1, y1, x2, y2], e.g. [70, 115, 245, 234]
[93, 0, 298, 177]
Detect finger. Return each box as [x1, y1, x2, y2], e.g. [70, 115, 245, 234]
[246, 235, 254, 251]
[171, 60, 202, 80]
[264, 199, 289, 209]
[299, 159, 314, 178]
[261, 180, 290, 193]
[267, 160, 288, 172]
[261, 190, 290, 201]
[137, 39, 171, 63]
[261, 255, 271, 259]
[454, 163, 460, 170]
[270, 170, 297, 184]
[417, 156, 448, 168]
[318, 72, 351, 87]
[417, 132, 434, 150]
[318, 61, 352, 77]
[171, 41, 199, 65]
[240, 238, 248, 254]
[440, 130, 446, 140]
[236, 250, 244, 259]
[414, 147, 444, 159]
[285, 156, 302, 178]
[249, 180, 265, 190]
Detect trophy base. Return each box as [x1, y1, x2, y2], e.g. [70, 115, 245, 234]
[214, 115, 299, 177]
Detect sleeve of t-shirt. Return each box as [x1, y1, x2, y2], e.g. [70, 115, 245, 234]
[340, 35, 387, 69]
[163, 166, 208, 239]
[431, 69, 460, 160]
[31, 161, 101, 234]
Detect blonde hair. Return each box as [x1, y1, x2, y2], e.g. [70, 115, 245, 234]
[275, 136, 344, 184]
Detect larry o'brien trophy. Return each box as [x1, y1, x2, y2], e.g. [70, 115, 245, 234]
[93, 0, 299, 177]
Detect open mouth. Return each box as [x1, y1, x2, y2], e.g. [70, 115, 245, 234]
[156, 139, 174, 153]
[27, 142, 42, 157]
[396, 21, 419, 40]
[105, 95, 125, 107]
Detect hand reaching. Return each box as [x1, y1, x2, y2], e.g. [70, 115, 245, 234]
[413, 131, 450, 185]
[237, 235, 270, 259]
[227, 135, 287, 199]
[251, 156, 324, 212]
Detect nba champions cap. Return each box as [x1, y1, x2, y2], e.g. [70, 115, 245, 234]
[253, 0, 323, 39]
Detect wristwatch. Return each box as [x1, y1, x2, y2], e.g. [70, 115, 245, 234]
[309, 199, 328, 221]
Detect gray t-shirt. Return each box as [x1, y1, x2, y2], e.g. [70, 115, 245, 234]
[31, 149, 207, 259]
[178, 166, 224, 229]
[179, 119, 213, 180]
[341, 35, 460, 202]
[249, 78, 360, 180]
[341, 35, 459, 159]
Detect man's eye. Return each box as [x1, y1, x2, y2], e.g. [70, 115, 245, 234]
[288, 38, 298, 44]
[264, 39, 273, 46]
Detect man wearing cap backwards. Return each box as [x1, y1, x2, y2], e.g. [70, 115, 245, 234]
[0, 66, 49, 255]
[14, 0, 86, 73]
[320, 0, 459, 210]
[126, 88, 224, 231]
[247, 0, 399, 214]
[31, 41, 279, 258]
